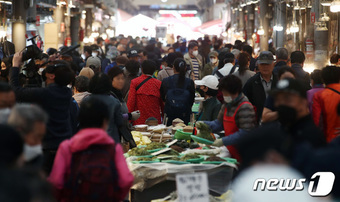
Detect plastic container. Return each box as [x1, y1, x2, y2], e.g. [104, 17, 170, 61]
[174, 129, 192, 140]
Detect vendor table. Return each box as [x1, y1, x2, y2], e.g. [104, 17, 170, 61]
[129, 162, 236, 202]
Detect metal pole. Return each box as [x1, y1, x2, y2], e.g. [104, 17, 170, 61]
[276, 2, 286, 48]
[12, 0, 27, 52]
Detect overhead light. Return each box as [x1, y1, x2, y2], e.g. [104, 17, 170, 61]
[316, 22, 328, 31]
[294, 5, 300, 10]
[321, 0, 332, 6]
[331, 1, 340, 12]
[319, 13, 330, 21]
[274, 24, 283, 31]
[257, 26, 264, 35]
[290, 21, 299, 33]
[161, 0, 167, 2]
[240, 3, 246, 7]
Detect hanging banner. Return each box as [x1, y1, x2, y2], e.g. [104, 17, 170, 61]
[36, 16, 40, 26]
[311, 12, 315, 23]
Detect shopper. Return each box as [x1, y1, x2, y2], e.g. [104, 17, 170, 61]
[271, 78, 326, 148]
[122, 60, 140, 101]
[206, 75, 256, 161]
[290, 51, 310, 88]
[243, 51, 278, 122]
[127, 60, 163, 125]
[202, 51, 219, 77]
[194, 75, 221, 121]
[157, 52, 177, 81]
[0, 124, 24, 168]
[104, 55, 129, 74]
[307, 69, 324, 113]
[86, 56, 102, 74]
[262, 67, 296, 123]
[8, 104, 48, 168]
[214, 53, 237, 79]
[73, 76, 91, 106]
[0, 82, 15, 109]
[273, 48, 289, 75]
[108, 66, 139, 149]
[242, 45, 256, 71]
[48, 96, 134, 201]
[10, 52, 75, 174]
[312, 66, 340, 142]
[88, 72, 123, 143]
[161, 58, 195, 125]
[232, 52, 255, 87]
[184, 42, 203, 80]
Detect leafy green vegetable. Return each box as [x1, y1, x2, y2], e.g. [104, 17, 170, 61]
[196, 122, 214, 141]
[144, 142, 167, 150]
[180, 154, 201, 161]
[128, 147, 151, 156]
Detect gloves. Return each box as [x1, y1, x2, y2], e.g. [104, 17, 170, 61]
[131, 110, 140, 121]
[212, 139, 224, 147]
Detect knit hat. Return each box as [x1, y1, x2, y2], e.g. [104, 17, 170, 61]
[79, 67, 95, 79]
[86, 56, 101, 70]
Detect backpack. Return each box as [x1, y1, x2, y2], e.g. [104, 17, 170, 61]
[63, 144, 120, 202]
[165, 77, 191, 117]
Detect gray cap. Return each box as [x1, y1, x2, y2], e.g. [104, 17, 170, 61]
[258, 51, 274, 64]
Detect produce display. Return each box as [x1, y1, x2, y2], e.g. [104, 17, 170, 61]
[144, 142, 167, 150]
[180, 154, 201, 161]
[196, 122, 214, 141]
[128, 123, 237, 165]
[206, 156, 226, 162]
[128, 147, 151, 156]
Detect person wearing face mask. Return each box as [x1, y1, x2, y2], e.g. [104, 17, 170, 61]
[7, 104, 48, 169]
[184, 42, 203, 80]
[270, 78, 326, 148]
[0, 58, 11, 82]
[194, 75, 221, 121]
[202, 51, 219, 78]
[108, 66, 140, 151]
[204, 75, 257, 161]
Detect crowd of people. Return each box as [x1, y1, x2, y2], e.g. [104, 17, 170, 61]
[0, 34, 339, 201]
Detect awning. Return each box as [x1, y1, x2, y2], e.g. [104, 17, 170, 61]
[193, 19, 223, 35]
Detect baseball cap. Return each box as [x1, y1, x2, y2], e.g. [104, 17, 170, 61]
[194, 75, 219, 90]
[269, 78, 307, 98]
[257, 51, 274, 64]
[127, 49, 139, 58]
[86, 56, 101, 70]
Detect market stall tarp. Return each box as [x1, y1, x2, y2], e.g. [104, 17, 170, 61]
[194, 19, 223, 36]
[116, 14, 158, 38]
[128, 161, 237, 194]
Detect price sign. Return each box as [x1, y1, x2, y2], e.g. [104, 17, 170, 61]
[176, 173, 209, 202]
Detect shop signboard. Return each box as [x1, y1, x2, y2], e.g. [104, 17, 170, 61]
[311, 12, 315, 23]
[36, 16, 40, 26]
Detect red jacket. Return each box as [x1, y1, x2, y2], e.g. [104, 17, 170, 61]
[312, 84, 340, 142]
[127, 75, 164, 125]
[48, 128, 134, 201]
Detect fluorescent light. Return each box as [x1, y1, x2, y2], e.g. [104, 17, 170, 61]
[321, 1, 332, 6]
[257, 26, 264, 35]
[161, 0, 167, 2]
[290, 22, 299, 33]
[274, 24, 283, 31]
[331, 1, 340, 12]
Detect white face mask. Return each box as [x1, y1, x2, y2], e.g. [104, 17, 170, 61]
[92, 52, 98, 57]
[223, 96, 233, 104]
[193, 50, 199, 56]
[24, 144, 43, 162]
[81, 54, 86, 60]
[211, 58, 217, 64]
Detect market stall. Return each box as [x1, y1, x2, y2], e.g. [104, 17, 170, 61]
[126, 120, 237, 202]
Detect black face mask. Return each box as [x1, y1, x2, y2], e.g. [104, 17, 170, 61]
[197, 88, 205, 97]
[0, 69, 8, 77]
[277, 105, 298, 128]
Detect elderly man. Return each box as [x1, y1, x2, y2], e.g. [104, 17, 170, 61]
[243, 51, 278, 122]
[8, 104, 48, 168]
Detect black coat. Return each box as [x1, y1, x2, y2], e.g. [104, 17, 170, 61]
[10, 67, 74, 150]
[243, 73, 278, 122]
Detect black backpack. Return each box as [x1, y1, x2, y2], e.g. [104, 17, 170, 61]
[165, 77, 191, 117]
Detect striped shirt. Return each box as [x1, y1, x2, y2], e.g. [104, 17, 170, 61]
[191, 58, 200, 80]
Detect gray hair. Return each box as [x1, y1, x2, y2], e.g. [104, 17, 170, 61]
[8, 104, 48, 136]
[275, 48, 289, 60]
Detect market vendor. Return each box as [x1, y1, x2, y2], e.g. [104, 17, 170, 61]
[204, 75, 257, 160]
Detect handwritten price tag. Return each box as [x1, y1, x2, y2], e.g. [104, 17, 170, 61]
[176, 173, 209, 202]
